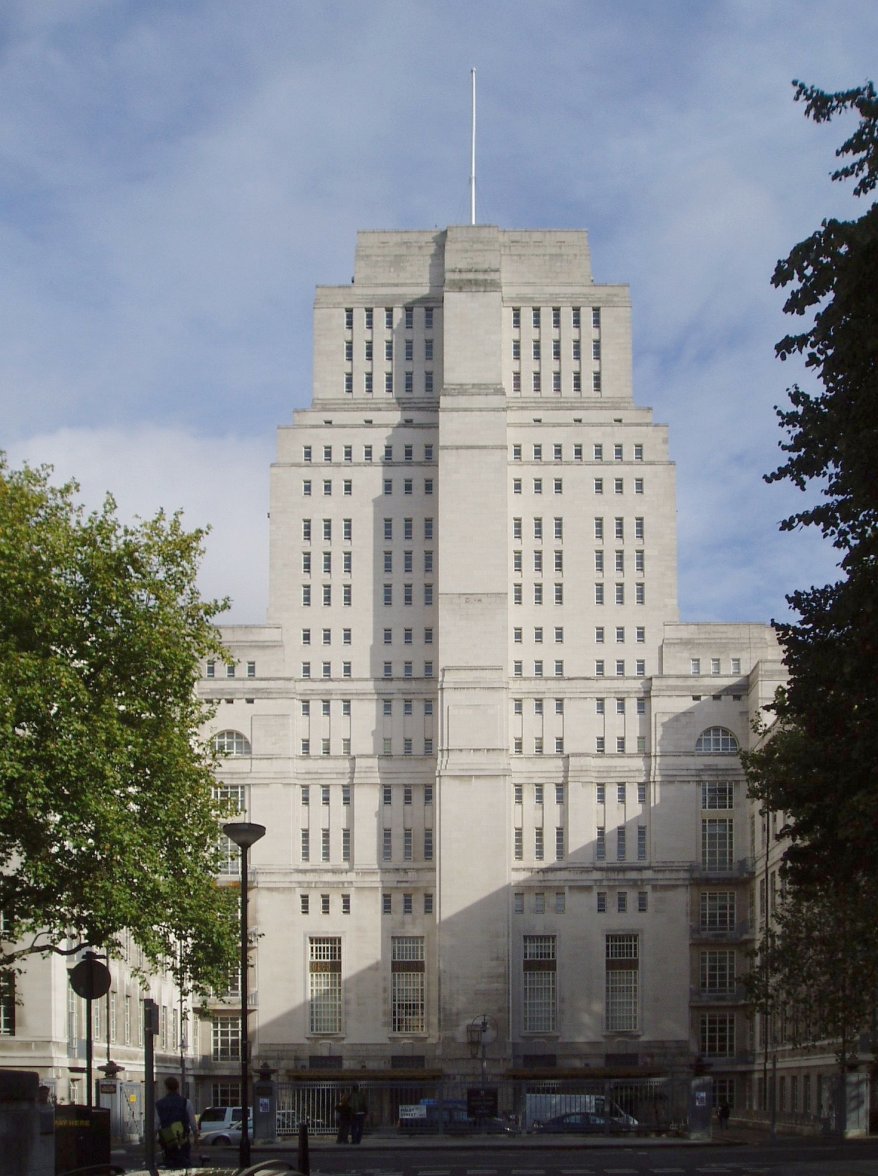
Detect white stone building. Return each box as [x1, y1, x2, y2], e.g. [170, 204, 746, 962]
[193, 226, 784, 1110]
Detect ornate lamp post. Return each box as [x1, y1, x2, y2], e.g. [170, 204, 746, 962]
[466, 1015, 491, 1084]
[223, 821, 266, 1169]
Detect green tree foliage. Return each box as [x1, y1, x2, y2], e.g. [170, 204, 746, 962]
[744, 81, 878, 888]
[0, 457, 239, 995]
[747, 878, 878, 1063]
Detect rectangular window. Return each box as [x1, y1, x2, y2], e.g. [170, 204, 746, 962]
[212, 1015, 241, 1061]
[701, 891, 736, 931]
[309, 937, 342, 1033]
[391, 936, 425, 1032]
[701, 781, 735, 809]
[702, 819, 734, 870]
[700, 1012, 735, 1057]
[605, 933, 639, 1032]
[523, 935, 556, 1032]
[637, 825, 647, 861]
[701, 949, 736, 995]
[0, 974, 15, 1037]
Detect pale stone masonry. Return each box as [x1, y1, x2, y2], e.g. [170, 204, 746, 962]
[193, 226, 781, 1104]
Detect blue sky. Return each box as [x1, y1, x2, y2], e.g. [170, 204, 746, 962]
[3, 0, 874, 624]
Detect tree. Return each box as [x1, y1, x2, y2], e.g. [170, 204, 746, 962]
[747, 877, 878, 1065]
[0, 457, 239, 995]
[744, 81, 878, 889]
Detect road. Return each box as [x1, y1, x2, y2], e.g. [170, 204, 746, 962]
[123, 1136, 878, 1176]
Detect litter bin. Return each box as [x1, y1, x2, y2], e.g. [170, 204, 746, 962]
[55, 1105, 110, 1174]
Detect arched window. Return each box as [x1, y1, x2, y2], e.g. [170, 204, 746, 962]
[212, 730, 251, 756]
[695, 726, 739, 755]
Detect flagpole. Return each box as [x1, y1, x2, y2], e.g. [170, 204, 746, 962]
[470, 67, 477, 225]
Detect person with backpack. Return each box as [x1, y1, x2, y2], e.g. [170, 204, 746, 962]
[349, 1083, 368, 1144]
[155, 1075, 197, 1169]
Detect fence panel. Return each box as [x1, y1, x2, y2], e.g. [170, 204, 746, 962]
[277, 1075, 688, 1137]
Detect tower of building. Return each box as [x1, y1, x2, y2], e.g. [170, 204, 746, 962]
[199, 226, 781, 1104]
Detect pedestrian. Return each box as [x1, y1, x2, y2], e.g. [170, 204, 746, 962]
[155, 1076, 197, 1170]
[350, 1083, 368, 1144]
[717, 1099, 730, 1130]
[335, 1090, 352, 1143]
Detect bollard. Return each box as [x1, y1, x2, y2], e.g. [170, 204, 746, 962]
[297, 1120, 310, 1176]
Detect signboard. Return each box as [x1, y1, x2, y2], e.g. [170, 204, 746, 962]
[399, 1100, 427, 1119]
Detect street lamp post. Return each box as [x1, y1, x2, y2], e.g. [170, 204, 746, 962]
[466, 1015, 490, 1084]
[223, 821, 266, 1170]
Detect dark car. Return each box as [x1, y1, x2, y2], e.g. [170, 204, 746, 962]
[530, 1111, 629, 1134]
[399, 1106, 515, 1135]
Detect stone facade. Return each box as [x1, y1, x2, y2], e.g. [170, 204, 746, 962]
[195, 227, 782, 1103]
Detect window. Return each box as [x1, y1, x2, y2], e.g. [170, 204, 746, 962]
[309, 937, 342, 1033]
[701, 949, 736, 995]
[212, 1014, 241, 1061]
[597, 891, 607, 912]
[616, 827, 626, 860]
[694, 721, 741, 754]
[523, 935, 556, 1032]
[605, 934, 639, 1032]
[637, 825, 647, 861]
[555, 827, 565, 860]
[594, 478, 604, 495]
[700, 1013, 735, 1057]
[702, 818, 734, 870]
[701, 890, 736, 931]
[596, 827, 606, 861]
[391, 937, 425, 1032]
[383, 828, 392, 861]
[638, 891, 648, 912]
[594, 516, 604, 540]
[701, 781, 735, 809]
[617, 890, 628, 912]
[212, 730, 251, 756]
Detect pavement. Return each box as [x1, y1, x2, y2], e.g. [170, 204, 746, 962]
[112, 1121, 788, 1175]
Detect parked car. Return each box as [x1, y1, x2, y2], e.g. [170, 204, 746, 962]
[200, 1120, 243, 1147]
[530, 1110, 634, 1134]
[399, 1105, 515, 1135]
[197, 1106, 252, 1146]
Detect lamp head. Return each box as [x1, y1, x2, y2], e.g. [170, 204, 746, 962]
[223, 821, 266, 849]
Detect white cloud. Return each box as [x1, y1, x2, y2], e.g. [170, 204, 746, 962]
[6, 427, 272, 625]
[1, 0, 875, 629]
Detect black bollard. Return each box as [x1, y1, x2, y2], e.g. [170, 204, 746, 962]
[297, 1120, 310, 1176]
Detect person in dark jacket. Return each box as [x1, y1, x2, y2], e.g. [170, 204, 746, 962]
[155, 1076, 197, 1169]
